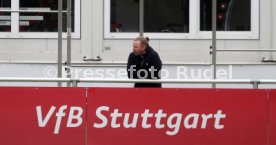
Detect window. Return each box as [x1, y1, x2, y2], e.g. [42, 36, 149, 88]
[105, 0, 190, 39]
[0, 0, 11, 32]
[110, 0, 189, 33]
[19, 0, 75, 32]
[144, 0, 189, 33]
[200, 0, 251, 31]
[104, 0, 259, 39]
[110, 0, 139, 32]
[0, 0, 80, 38]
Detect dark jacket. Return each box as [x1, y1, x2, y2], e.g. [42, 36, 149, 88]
[127, 46, 162, 88]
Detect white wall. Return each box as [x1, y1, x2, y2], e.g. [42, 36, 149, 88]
[272, 0, 276, 59]
[0, 0, 275, 64]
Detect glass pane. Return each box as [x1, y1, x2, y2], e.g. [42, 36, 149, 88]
[19, 13, 74, 32]
[0, 12, 11, 32]
[144, 0, 189, 33]
[19, 0, 74, 11]
[0, 0, 11, 7]
[200, 0, 251, 31]
[110, 0, 139, 32]
[0, 0, 11, 32]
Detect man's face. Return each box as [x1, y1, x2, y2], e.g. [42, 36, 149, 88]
[133, 40, 145, 55]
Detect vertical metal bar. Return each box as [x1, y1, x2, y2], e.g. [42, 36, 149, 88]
[212, 0, 217, 88]
[253, 82, 259, 89]
[67, 0, 72, 87]
[139, 0, 144, 37]
[72, 80, 78, 87]
[58, 0, 63, 87]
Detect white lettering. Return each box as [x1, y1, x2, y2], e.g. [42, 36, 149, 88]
[123, 113, 139, 128]
[54, 105, 67, 134]
[93, 106, 109, 128]
[201, 114, 213, 128]
[141, 109, 153, 128]
[67, 107, 83, 127]
[214, 110, 226, 129]
[184, 113, 199, 129]
[36, 106, 56, 127]
[36, 105, 227, 136]
[155, 110, 166, 129]
[166, 113, 182, 136]
[111, 109, 123, 128]
[177, 66, 188, 79]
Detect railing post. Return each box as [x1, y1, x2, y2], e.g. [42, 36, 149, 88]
[139, 0, 144, 37]
[67, 0, 72, 87]
[58, 0, 63, 87]
[252, 80, 260, 89]
[211, 0, 217, 88]
[72, 80, 78, 87]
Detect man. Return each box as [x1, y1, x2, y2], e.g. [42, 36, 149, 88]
[127, 37, 162, 88]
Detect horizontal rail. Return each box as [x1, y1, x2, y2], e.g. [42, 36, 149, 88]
[259, 80, 276, 84]
[0, 10, 67, 13]
[79, 78, 255, 84]
[0, 77, 70, 82]
[1, 77, 276, 89]
[217, 49, 276, 52]
[0, 77, 276, 84]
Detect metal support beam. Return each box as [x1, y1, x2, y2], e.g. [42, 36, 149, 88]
[252, 80, 260, 89]
[58, 0, 63, 87]
[139, 0, 144, 37]
[67, 0, 72, 87]
[1, 78, 276, 89]
[211, 0, 217, 88]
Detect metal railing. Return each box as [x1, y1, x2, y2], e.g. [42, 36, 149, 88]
[0, 10, 67, 13]
[0, 77, 276, 89]
[216, 49, 276, 52]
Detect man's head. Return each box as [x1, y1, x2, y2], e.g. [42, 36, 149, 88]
[132, 37, 149, 56]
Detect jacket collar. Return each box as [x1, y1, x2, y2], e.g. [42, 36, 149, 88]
[144, 45, 153, 55]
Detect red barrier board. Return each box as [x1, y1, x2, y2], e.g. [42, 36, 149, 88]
[88, 88, 268, 145]
[270, 90, 276, 145]
[0, 87, 86, 145]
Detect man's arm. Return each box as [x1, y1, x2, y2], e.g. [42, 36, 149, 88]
[151, 52, 162, 79]
[127, 53, 136, 79]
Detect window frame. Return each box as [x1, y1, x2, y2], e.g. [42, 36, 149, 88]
[0, 0, 80, 38]
[104, 0, 259, 40]
[196, 0, 259, 39]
